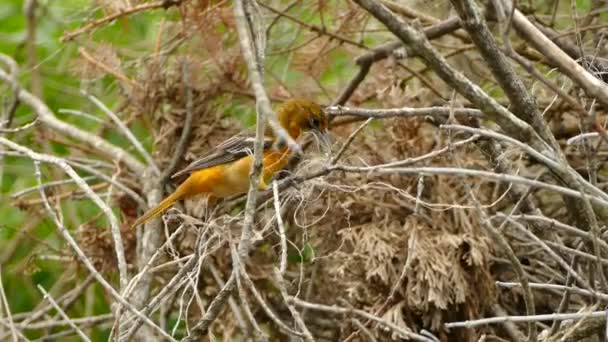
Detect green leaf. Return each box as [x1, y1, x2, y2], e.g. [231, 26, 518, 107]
[288, 242, 315, 264]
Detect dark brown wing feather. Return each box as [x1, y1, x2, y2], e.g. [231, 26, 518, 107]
[171, 133, 273, 179]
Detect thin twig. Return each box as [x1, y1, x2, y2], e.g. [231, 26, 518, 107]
[0, 63, 145, 175]
[272, 181, 288, 275]
[18, 140, 129, 292]
[7, 314, 111, 331]
[0, 266, 17, 342]
[78, 48, 141, 89]
[0, 138, 172, 341]
[259, 2, 367, 49]
[61, 0, 184, 42]
[273, 269, 315, 341]
[496, 282, 608, 301]
[0, 118, 37, 134]
[330, 118, 372, 164]
[11, 175, 95, 199]
[445, 310, 608, 328]
[37, 285, 91, 342]
[289, 297, 432, 342]
[85, 92, 159, 175]
[160, 60, 195, 183]
[326, 105, 482, 119]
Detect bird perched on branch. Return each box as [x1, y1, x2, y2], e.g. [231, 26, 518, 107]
[131, 98, 329, 228]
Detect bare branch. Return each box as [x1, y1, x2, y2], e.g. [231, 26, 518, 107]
[272, 181, 288, 276]
[0, 266, 17, 342]
[85, 92, 159, 175]
[289, 297, 433, 342]
[61, 0, 184, 42]
[508, 3, 608, 108]
[37, 285, 92, 342]
[0, 138, 173, 340]
[16, 140, 128, 291]
[160, 60, 195, 183]
[0, 63, 146, 176]
[445, 309, 607, 329]
[326, 105, 482, 119]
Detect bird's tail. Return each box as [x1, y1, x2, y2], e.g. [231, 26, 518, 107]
[131, 187, 187, 228]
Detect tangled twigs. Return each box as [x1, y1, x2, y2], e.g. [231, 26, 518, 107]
[351, 0, 534, 142]
[160, 60, 195, 183]
[506, 0, 608, 108]
[259, 2, 367, 49]
[333, 16, 463, 105]
[0, 138, 172, 340]
[186, 0, 274, 338]
[289, 297, 433, 342]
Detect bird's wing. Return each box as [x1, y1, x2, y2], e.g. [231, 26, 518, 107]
[171, 132, 274, 179]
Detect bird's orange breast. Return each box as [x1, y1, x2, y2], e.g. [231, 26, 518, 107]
[261, 147, 291, 181]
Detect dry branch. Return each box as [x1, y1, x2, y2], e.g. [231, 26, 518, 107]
[187, 0, 274, 338]
[508, 2, 608, 108]
[61, 0, 184, 42]
[0, 60, 146, 176]
[0, 138, 172, 340]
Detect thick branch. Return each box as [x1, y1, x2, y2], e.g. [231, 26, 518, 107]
[351, 0, 535, 144]
[509, 4, 608, 108]
[450, 0, 547, 140]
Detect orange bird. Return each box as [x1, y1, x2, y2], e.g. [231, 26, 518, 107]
[131, 98, 329, 228]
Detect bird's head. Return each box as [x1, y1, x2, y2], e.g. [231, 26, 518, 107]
[277, 98, 329, 145]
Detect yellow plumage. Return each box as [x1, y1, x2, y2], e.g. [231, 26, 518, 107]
[131, 98, 328, 228]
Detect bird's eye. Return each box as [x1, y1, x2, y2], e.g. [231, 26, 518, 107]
[310, 117, 321, 128]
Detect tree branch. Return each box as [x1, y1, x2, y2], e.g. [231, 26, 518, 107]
[0, 63, 146, 176]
